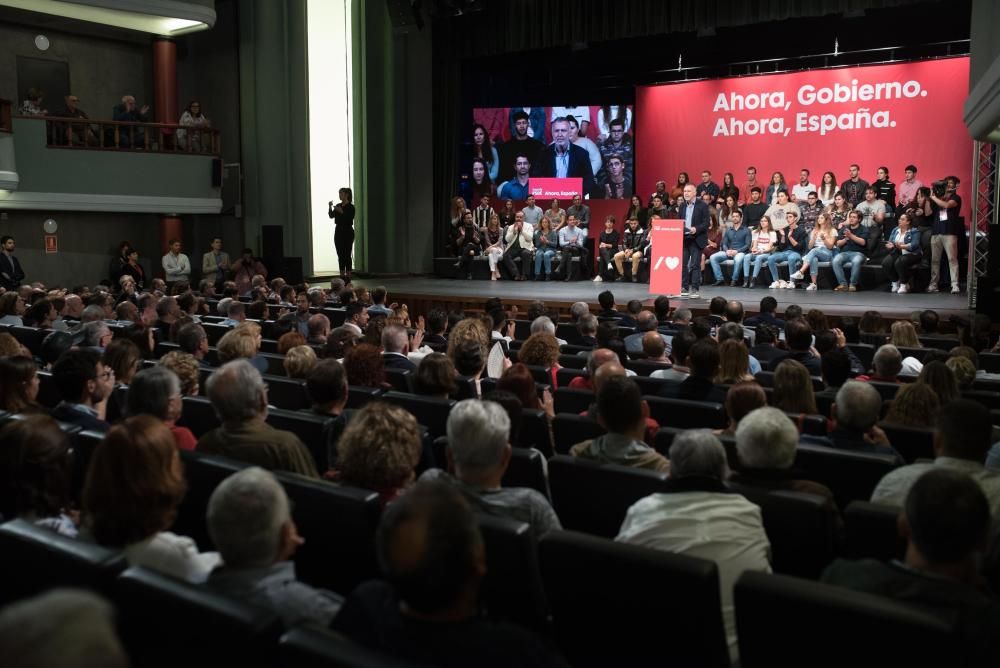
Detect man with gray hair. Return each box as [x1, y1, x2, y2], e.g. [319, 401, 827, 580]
[206, 467, 343, 626]
[176, 322, 211, 367]
[802, 380, 902, 462]
[616, 429, 771, 663]
[220, 300, 245, 327]
[79, 303, 106, 325]
[576, 313, 598, 347]
[624, 311, 671, 356]
[307, 313, 330, 346]
[197, 359, 318, 477]
[381, 324, 417, 372]
[530, 315, 567, 347]
[419, 399, 561, 540]
[569, 301, 590, 323]
[858, 343, 903, 382]
[730, 407, 836, 505]
[79, 320, 112, 351]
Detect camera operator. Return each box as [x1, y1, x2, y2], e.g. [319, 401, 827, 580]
[928, 176, 962, 294]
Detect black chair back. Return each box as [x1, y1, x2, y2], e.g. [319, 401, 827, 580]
[553, 387, 594, 415]
[475, 513, 549, 631]
[734, 570, 954, 668]
[177, 395, 220, 438]
[383, 368, 413, 393]
[786, 412, 829, 436]
[265, 407, 331, 473]
[644, 396, 727, 429]
[551, 413, 605, 455]
[36, 369, 61, 408]
[554, 366, 586, 387]
[843, 501, 906, 561]
[202, 322, 231, 346]
[632, 375, 672, 396]
[10, 325, 47, 355]
[0, 518, 126, 606]
[517, 408, 553, 456]
[344, 385, 383, 409]
[962, 389, 1000, 410]
[877, 422, 935, 463]
[114, 566, 283, 667]
[502, 447, 550, 500]
[263, 375, 311, 411]
[277, 627, 415, 668]
[867, 380, 901, 401]
[381, 392, 455, 439]
[547, 454, 669, 537]
[540, 530, 730, 668]
[793, 443, 900, 509]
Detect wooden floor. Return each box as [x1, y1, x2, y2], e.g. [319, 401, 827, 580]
[320, 275, 972, 320]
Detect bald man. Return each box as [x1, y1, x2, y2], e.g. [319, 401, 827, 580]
[568, 347, 619, 391]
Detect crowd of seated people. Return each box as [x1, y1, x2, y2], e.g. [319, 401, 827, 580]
[2, 266, 1000, 665]
[449, 163, 965, 294]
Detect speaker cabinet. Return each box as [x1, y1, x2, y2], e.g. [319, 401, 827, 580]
[263, 257, 303, 285]
[262, 225, 284, 256]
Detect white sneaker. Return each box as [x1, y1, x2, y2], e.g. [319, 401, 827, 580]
[680, 290, 689, 297]
[927, 283, 939, 293]
[890, 282, 899, 293]
[783, 280, 796, 289]
[607, 262, 614, 271]
[805, 283, 817, 291]
[688, 290, 700, 298]
[769, 280, 782, 289]
[593, 275, 603, 282]
[952, 285, 961, 294]
[789, 270, 804, 280]
[897, 284, 908, 294]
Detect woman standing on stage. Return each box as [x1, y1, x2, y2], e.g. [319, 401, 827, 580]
[765, 171, 788, 205]
[329, 187, 356, 284]
[626, 194, 648, 229]
[818, 171, 838, 206]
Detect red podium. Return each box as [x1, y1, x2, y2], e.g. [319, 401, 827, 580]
[648, 218, 685, 295]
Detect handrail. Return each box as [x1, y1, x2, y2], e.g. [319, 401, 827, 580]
[12, 113, 221, 155]
[0, 99, 11, 133]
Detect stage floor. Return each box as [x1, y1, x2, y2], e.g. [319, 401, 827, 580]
[336, 276, 972, 320]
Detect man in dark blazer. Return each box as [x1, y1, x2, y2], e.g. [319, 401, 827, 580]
[381, 324, 418, 373]
[532, 117, 596, 197]
[49, 349, 113, 433]
[677, 184, 710, 297]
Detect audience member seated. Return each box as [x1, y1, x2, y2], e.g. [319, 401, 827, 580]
[783, 317, 822, 376]
[515, 332, 562, 387]
[883, 382, 939, 428]
[127, 366, 197, 451]
[857, 344, 904, 382]
[333, 402, 422, 505]
[873, 399, 1000, 516]
[771, 359, 819, 415]
[568, 347, 616, 390]
[624, 311, 669, 356]
[716, 339, 754, 385]
[420, 399, 560, 540]
[651, 328, 696, 382]
[307, 314, 330, 346]
[743, 296, 785, 329]
[0, 291, 26, 325]
[423, 309, 449, 347]
[79, 321, 113, 352]
[324, 326, 361, 360]
[715, 381, 767, 437]
[413, 353, 458, 400]
[658, 337, 727, 403]
[818, 348, 852, 403]
[640, 331, 672, 367]
[918, 360, 961, 406]
[197, 360, 318, 477]
[571, 375, 669, 472]
[823, 469, 1000, 665]
[731, 406, 837, 506]
[596, 290, 620, 319]
[102, 338, 142, 386]
[217, 322, 267, 374]
[0, 355, 43, 413]
[50, 349, 114, 432]
[220, 300, 245, 327]
[0, 416, 77, 536]
[382, 324, 417, 372]
[530, 315, 567, 347]
[748, 324, 788, 369]
[803, 381, 902, 462]
[344, 343, 389, 389]
[283, 345, 317, 379]
[277, 331, 307, 355]
[616, 430, 771, 663]
[176, 322, 211, 367]
[497, 362, 555, 420]
[0, 589, 128, 668]
[343, 303, 369, 336]
[158, 350, 201, 396]
[206, 467, 343, 627]
[576, 313, 599, 347]
[332, 480, 561, 666]
[82, 415, 221, 582]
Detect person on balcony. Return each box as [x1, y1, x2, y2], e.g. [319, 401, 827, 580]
[19, 88, 47, 116]
[177, 100, 211, 152]
[54, 94, 97, 146]
[112, 95, 150, 149]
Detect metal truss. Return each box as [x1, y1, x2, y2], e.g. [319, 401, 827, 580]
[969, 141, 997, 310]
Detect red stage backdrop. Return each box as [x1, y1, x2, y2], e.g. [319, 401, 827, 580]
[636, 57, 972, 221]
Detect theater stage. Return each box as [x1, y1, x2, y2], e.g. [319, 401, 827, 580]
[336, 276, 972, 321]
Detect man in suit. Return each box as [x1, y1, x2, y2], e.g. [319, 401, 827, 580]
[381, 324, 417, 372]
[678, 184, 710, 297]
[533, 117, 595, 197]
[0, 236, 25, 291]
[49, 349, 114, 432]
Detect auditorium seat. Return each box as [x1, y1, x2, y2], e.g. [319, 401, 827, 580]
[556, 322, 580, 344]
[345, 385, 383, 409]
[962, 389, 1000, 410]
[523, 364, 556, 386]
[202, 322, 231, 346]
[756, 371, 825, 392]
[35, 369, 61, 408]
[260, 353, 288, 377]
[381, 392, 455, 439]
[475, 513, 549, 631]
[259, 338, 280, 354]
[265, 407, 331, 472]
[644, 396, 727, 429]
[277, 627, 415, 668]
[726, 485, 839, 579]
[917, 336, 960, 351]
[177, 395, 220, 438]
[866, 380, 901, 401]
[877, 422, 935, 463]
[547, 454, 669, 538]
[321, 307, 347, 327]
[632, 375, 672, 396]
[518, 408, 554, 456]
[843, 501, 906, 562]
[625, 359, 672, 376]
[846, 343, 876, 372]
[560, 343, 594, 355]
[451, 375, 478, 400]
[979, 352, 1000, 374]
[896, 346, 931, 362]
[502, 447, 550, 500]
[262, 375, 311, 411]
[70, 429, 105, 502]
[114, 566, 284, 667]
[554, 366, 586, 387]
[383, 368, 413, 393]
[154, 340, 181, 357]
[512, 319, 532, 340]
[786, 412, 829, 437]
[552, 386, 593, 415]
[10, 325, 47, 355]
[551, 413, 604, 455]
[793, 443, 900, 509]
[734, 571, 954, 668]
[0, 518, 127, 606]
[539, 530, 730, 668]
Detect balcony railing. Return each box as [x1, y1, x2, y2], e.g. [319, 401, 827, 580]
[0, 100, 11, 133]
[13, 114, 221, 155]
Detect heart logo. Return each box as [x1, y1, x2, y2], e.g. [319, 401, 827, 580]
[665, 256, 680, 270]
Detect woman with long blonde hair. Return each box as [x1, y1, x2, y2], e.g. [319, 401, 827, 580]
[789, 213, 838, 290]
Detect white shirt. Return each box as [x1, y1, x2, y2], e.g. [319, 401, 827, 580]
[551, 106, 591, 124]
[617, 490, 771, 663]
[791, 182, 817, 202]
[162, 252, 192, 281]
[125, 531, 221, 583]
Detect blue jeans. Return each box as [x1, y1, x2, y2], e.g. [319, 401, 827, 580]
[534, 249, 555, 275]
[832, 251, 866, 286]
[743, 253, 771, 279]
[798, 247, 835, 276]
[767, 250, 801, 281]
[708, 251, 732, 281]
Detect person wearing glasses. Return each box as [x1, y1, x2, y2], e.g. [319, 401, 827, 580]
[49, 349, 115, 433]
